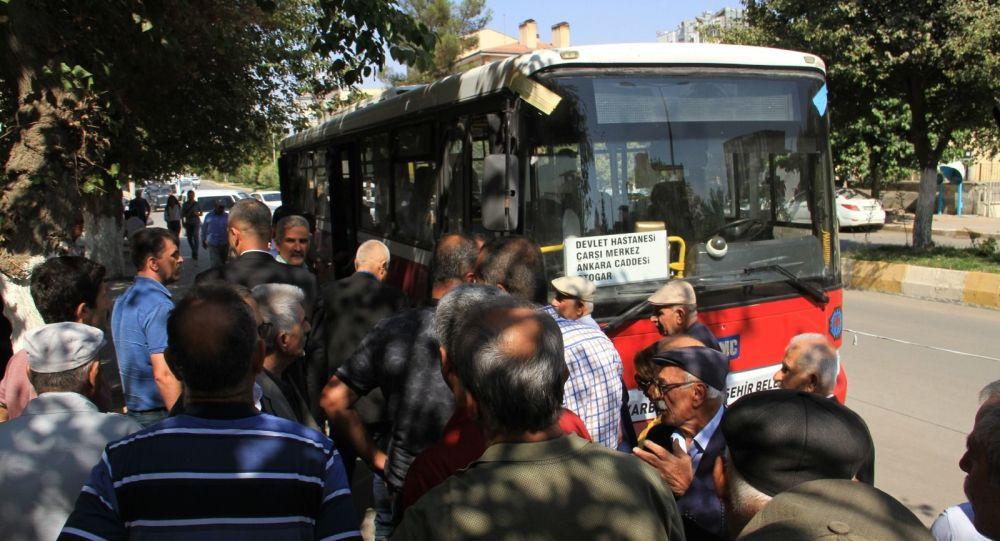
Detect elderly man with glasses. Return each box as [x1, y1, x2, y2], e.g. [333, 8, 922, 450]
[632, 334, 730, 541]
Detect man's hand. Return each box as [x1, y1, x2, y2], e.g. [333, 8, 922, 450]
[633, 439, 694, 497]
[202, 241, 207, 249]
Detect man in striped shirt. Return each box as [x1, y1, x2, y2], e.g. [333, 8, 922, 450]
[60, 283, 360, 540]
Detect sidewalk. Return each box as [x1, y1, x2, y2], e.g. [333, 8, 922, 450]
[883, 214, 1000, 240]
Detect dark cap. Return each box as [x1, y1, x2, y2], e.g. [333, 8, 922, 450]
[738, 479, 932, 541]
[651, 346, 729, 392]
[723, 390, 873, 496]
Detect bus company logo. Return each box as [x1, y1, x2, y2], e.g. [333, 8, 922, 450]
[829, 307, 843, 340]
[717, 335, 740, 361]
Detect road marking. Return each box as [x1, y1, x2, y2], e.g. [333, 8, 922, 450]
[847, 396, 968, 436]
[845, 328, 1000, 363]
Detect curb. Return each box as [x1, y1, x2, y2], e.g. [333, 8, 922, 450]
[842, 258, 1000, 310]
[881, 223, 1000, 241]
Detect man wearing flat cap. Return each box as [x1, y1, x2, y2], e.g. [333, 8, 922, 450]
[713, 389, 877, 538]
[737, 478, 932, 541]
[549, 276, 599, 329]
[648, 279, 722, 352]
[633, 343, 730, 540]
[0, 323, 140, 541]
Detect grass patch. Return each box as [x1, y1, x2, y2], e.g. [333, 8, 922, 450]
[845, 244, 1000, 273]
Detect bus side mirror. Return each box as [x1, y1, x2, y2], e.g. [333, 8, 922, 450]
[482, 154, 519, 231]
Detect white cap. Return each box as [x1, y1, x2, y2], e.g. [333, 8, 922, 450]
[23, 322, 104, 373]
[552, 276, 597, 302]
[647, 280, 697, 306]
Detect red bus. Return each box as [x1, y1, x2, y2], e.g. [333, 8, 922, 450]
[279, 43, 845, 429]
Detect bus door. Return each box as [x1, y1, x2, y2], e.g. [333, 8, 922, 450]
[327, 144, 359, 279]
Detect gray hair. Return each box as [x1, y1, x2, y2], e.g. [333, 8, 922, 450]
[274, 215, 310, 240]
[355, 239, 390, 270]
[787, 333, 838, 395]
[229, 198, 273, 241]
[981, 380, 1000, 404]
[451, 297, 566, 434]
[973, 402, 1000, 486]
[685, 371, 724, 403]
[435, 284, 507, 353]
[28, 361, 94, 395]
[582, 300, 594, 316]
[724, 451, 773, 531]
[252, 283, 306, 351]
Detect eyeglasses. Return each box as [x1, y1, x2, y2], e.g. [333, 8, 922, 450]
[634, 375, 696, 396]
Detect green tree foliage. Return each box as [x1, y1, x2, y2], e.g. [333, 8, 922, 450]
[0, 0, 432, 278]
[386, 0, 492, 84]
[726, 0, 999, 247]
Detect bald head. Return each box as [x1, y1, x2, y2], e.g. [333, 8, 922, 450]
[432, 233, 477, 287]
[773, 333, 838, 395]
[355, 240, 390, 280]
[452, 298, 566, 435]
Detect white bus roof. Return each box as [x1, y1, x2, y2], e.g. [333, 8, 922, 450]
[282, 43, 826, 152]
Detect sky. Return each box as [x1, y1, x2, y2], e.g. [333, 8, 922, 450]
[363, 0, 736, 87]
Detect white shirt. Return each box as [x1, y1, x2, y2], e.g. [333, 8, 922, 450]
[931, 503, 990, 541]
[672, 403, 724, 472]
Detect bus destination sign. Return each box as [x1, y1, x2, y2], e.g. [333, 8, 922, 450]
[563, 230, 669, 286]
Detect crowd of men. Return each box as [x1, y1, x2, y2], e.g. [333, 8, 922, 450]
[0, 196, 997, 540]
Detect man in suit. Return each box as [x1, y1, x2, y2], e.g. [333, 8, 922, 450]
[633, 343, 729, 541]
[195, 198, 318, 314]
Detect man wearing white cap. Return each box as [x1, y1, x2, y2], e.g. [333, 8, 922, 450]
[647, 279, 722, 352]
[549, 276, 599, 329]
[0, 322, 140, 541]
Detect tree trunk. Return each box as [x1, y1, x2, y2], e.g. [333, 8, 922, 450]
[912, 166, 937, 249]
[869, 148, 883, 201]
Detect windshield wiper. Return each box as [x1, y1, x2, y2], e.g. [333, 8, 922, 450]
[744, 264, 829, 304]
[602, 299, 651, 335]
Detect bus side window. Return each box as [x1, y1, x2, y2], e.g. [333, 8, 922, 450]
[359, 133, 391, 235]
[393, 124, 437, 246]
[440, 120, 466, 234]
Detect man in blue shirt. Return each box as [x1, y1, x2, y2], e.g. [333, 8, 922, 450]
[202, 200, 230, 268]
[62, 283, 360, 541]
[112, 227, 183, 427]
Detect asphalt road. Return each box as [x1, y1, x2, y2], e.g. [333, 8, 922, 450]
[839, 289, 1000, 525]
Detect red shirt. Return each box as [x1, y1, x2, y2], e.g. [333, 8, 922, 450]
[401, 407, 591, 508]
[0, 350, 36, 419]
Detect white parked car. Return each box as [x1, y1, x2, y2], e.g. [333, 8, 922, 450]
[192, 189, 242, 223]
[784, 187, 885, 230]
[251, 190, 282, 212]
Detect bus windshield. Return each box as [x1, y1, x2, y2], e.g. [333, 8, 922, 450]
[523, 68, 837, 313]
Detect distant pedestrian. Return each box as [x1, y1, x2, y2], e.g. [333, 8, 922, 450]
[0, 256, 112, 422]
[648, 279, 722, 352]
[273, 214, 311, 267]
[61, 283, 360, 540]
[181, 190, 201, 260]
[112, 227, 183, 427]
[164, 194, 182, 237]
[0, 323, 140, 541]
[201, 200, 229, 268]
[128, 188, 151, 223]
[123, 208, 145, 239]
[251, 283, 318, 430]
[393, 298, 685, 541]
[549, 275, 599, 328]
[476, 236, 624, 449]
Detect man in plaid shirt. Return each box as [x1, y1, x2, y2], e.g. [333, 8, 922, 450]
[475, 237, 624, 448]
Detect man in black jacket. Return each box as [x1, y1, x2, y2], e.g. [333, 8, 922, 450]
[195, 198, 318, 313]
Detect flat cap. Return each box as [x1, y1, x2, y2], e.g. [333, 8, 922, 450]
[647, 280, 696, 306]
[23, 322, 104, 374]
[723, 390, 873, 496]
[651, 346, 729, 391]
[738, 479, 932, 541]
[552, 276, 596, 302]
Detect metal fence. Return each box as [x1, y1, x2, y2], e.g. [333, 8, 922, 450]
[972, 182, 1000, 217]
